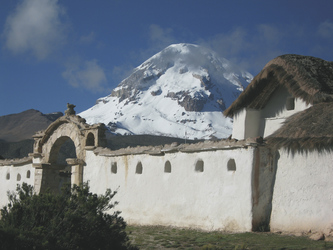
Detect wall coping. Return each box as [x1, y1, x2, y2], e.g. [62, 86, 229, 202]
[94, 137, 263, 157]
[0, 137, 264, 163]
[0, 157, 32, 167]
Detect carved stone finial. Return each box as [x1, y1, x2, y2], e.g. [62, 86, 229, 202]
[65, 103, 76, 116]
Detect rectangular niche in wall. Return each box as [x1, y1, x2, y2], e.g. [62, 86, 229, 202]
[286, 97, 295, 110]
[111, 162, 117, 174]
[195, 159, 204, 172]
[136, 162, 143, 174]
[227, 159, 236, 171]
[164, 160, 171, 173]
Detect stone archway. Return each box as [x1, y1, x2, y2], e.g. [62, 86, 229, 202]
[49, 136, 77, 165]
[31, 104, 107, 194]
[46, 136, 77, 193]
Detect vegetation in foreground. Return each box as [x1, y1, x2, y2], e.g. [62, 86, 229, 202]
[0, 183, 137, 250]
[1, 183, 332, 249]
[127, 225, 333, 249]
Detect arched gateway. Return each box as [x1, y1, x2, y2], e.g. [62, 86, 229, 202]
[31, 104, 107, 193]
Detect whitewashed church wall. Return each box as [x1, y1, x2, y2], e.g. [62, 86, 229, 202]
[0, 163, 35, 208]
[84, 147, 256, 231]
[270, 149, 333, 234]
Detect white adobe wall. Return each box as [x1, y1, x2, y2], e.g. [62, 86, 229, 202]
[0, 163, 35, 208]
[261, 87, 310, 138]
[232, 108, 261, 140]
[270, 149, 333, 234]
[232, 87, 311, 140]
[84, 147, 256, 232]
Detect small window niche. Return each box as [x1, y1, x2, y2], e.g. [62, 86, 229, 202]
[136, 162, 143, 174]
[286, 97, 295, 111]
[26, 170, 31, 179]
[227, 159, 236, 172]
[164, 160, 171, 173]
[195, 160, 204, 172]
[17, 173, 21, 181]
[111, 162, 117, 174]
[86, 132, 95, 146]
[6, 173, 10, 180]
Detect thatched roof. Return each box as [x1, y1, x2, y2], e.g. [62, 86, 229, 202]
[266, 102, 333, 153]
[224, 54, 333, 117]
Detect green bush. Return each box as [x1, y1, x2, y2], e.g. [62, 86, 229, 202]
[0, 182, 137, 250]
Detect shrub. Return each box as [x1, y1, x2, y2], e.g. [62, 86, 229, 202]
[0, 182, 137, 250]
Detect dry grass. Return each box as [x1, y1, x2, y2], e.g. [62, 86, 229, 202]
[126, 225, 333, 249]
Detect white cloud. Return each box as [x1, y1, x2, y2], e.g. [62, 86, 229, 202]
[201, 27, 249, 59]
[79, 32, 96, 45]
[62, 59, 108, 92]
[149, 24, 176, 50]
[112, 65, 134, 84]
[256, 24, 283, 46]
[149, 24, 176, 49]
[317, 20, 333, 38]
[3, 0, 111, 92]
[199, 24, 290, 74]
[113, 24, 178, 81]
[3, 0, 66, 60]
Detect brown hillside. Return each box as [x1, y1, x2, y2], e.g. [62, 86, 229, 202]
[0, 109, 62, 142]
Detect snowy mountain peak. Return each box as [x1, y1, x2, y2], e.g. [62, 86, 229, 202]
[80, 43, 253, 139]
[110, 43, 251, 110]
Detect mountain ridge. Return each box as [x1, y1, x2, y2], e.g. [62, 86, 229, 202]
[0, 109, 63, 142]
[0, 109, 200, 159]
[0, 109, 63, 159]
[80, 43, 253, 139]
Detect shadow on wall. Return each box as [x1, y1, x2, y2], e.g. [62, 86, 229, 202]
[252, 149, 280, 232]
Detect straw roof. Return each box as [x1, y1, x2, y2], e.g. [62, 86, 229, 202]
[266, 102, 333, 153]
[224, 54, 333, 117]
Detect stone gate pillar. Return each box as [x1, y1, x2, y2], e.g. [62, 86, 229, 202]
[66, 158, 85, 186]
[32, 163, 50, 194]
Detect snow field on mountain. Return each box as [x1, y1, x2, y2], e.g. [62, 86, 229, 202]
[82, 94, 233, 139]
[80, 43, 252, 140]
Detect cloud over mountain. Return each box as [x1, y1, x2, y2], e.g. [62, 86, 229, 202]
[62, 59, 108, 92]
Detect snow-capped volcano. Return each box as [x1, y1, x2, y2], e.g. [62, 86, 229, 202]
[80, 43, 253, 139]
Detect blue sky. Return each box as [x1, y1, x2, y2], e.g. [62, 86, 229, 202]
[0, 0, 332, 116]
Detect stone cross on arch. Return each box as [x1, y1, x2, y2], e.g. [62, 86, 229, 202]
[65, 103, 76, 116]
